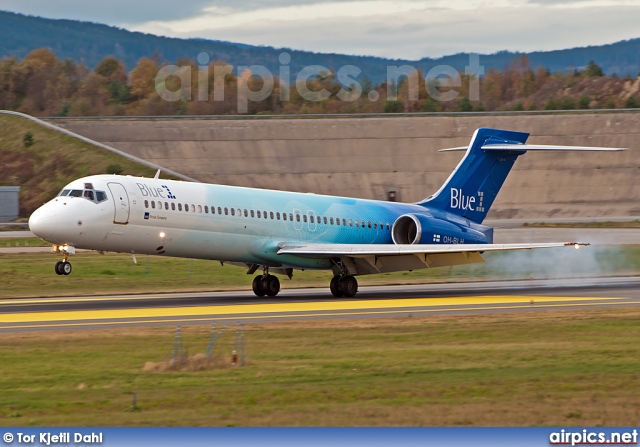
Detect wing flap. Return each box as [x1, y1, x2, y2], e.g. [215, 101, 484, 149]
[277, 242, 585, 275]
[277, 242, 581, 257]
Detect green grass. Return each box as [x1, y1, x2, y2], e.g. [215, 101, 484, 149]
[1, 309, 640, 426]
[0, 238, 48, 247]
[2, 244, 640, 298]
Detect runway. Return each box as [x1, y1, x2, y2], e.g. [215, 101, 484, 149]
[2, 276, 639, 332]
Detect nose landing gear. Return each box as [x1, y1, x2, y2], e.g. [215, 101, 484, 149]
[55, 260, 72, 275]
[52, 245, 75, 276]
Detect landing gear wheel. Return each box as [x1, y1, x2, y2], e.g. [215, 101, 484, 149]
[339, 276, 358, 298]
[61, 262, 72, 276]
[55, 261, 64, 275]
[262, 275, 280, 297]
[252, 275, 265, 297]
[330, 276, 344, 297]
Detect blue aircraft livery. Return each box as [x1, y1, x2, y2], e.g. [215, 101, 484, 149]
[28, 128, 626, 297]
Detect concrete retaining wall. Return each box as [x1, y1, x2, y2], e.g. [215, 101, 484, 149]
[53, 113, 640, 219]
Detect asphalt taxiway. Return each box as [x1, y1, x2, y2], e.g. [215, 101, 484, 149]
[1, 276, 639, 332]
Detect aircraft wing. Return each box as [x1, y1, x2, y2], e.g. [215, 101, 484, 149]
[277, 242, 585, 275]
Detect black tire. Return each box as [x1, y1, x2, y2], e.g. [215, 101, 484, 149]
[339, 276, 358, 298]
[252, 275, 265, 297]
[262, 275, 280, 297]
[330, 276, 343, 297]
[62, 262, 72, 276]
[55, 261, 64, 275]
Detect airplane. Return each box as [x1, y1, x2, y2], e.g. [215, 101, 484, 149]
[28, 128, 626, 298]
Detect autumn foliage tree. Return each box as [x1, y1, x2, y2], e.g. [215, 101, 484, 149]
[0, 50, 636, 116]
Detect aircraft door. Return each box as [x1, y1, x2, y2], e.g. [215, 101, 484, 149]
[108, 182, 130, 224]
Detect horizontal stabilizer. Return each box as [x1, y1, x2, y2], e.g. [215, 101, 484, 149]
[440, 144, 627, 152]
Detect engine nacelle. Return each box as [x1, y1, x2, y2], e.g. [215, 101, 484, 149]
[391, 213, 490, 245]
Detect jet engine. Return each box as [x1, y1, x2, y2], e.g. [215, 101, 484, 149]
[391, 213, 491, 245]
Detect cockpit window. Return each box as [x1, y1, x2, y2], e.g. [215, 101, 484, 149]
[63, 188, 108, 204]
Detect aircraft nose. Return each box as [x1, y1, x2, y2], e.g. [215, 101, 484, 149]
[29, 205, 57, 241]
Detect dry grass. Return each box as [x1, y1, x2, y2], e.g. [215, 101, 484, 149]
[1, 307, 640, 426]
[0, 114, 163, 216]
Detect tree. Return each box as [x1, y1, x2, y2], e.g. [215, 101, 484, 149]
[23, 131, 34, 147]
[584, 60, 603, 77]
[383, 100, 404, 113]
[457, 96, 473, 112]
[129, 58, 159, 100]
[578, 95, 591, 109]
[625, 96, 639, 108]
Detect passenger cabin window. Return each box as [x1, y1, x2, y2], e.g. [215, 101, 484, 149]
[270, 212, 274, 220]
[224, 208, 229, 215]
[144, 200, 149, 208]
[205, 206, 209, 213]
[191, 204, 196, 212]
[257, 210, 261, 218]
[178, 203, 183, 211]
[171, 203, 176, 211]
[198, 205, 202, 213]
[184, 203, 189, 212]
[218, 207, 222, 214]
[165, 202, 169, 210]
[231, 208, 235, 216]
[251, 210, 255, 218]
[151, 201, 156, 209]
[244, 209, 248, 217]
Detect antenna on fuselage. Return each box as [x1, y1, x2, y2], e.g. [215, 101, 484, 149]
[154, 169, 161, 180]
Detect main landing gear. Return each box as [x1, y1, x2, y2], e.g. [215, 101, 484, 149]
[252, 269, 281, 297]
[330, 275, 358, 298]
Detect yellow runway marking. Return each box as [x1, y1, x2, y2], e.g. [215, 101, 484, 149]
[0, 295, 621, 324]
[0, 299, 638, 330]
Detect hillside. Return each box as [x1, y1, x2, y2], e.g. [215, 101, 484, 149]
[0, 114, 164, 216]
[1, 10, 640, 82]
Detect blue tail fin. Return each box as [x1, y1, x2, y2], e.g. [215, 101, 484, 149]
[419, 128, 529, 224]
